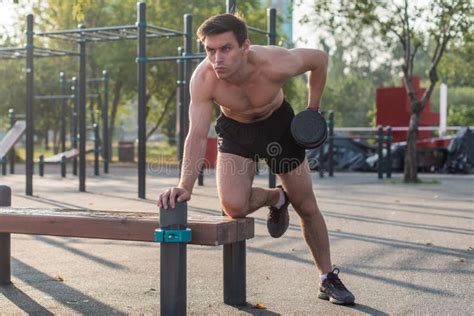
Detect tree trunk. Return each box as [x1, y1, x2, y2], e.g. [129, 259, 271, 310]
[53, 129, 59, 154]
[404, 106, 420, 182]
[109, 80, 123, 162]
[146, 88, 176, 140]
[44, 129, 50, 150]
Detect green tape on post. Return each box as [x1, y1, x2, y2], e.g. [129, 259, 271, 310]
[154, 228, 192, 243]
[135, 56, 148, 63]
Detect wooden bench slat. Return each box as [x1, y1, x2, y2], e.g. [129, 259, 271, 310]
[0, 208, 254, 246]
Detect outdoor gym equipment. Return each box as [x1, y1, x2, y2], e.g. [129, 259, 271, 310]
[0, 185, 254, 314]
[0, 3, 185, 197]
[0, 120, 26, 176]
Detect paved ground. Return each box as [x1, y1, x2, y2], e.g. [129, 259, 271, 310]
[0, 163, 473, 315]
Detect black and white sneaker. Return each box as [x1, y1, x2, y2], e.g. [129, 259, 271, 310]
[318, 268, 355, 305]
[267, 185, 290, 238]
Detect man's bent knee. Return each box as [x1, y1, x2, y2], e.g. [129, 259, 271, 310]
[293, 199, 319, 221]
[221, 200, 249, 218]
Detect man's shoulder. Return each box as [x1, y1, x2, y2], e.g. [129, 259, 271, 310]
[190, 60, 217, 100]
[250, 44, 288, 56]
[192, 60, 217, 84]
[249, 45, 291, 67]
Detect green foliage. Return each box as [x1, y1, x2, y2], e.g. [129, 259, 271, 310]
[438, 32, 474, 86]
[323, 74, 374, 127]
[448, 104, 474, 126]
[1, 0, 272, 149]
[309, 0, 472, 180]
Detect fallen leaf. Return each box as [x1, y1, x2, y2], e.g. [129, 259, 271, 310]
[252, 303, 266, 309]
[291, 248, 295, 251]
[144, 288, 157, 294]
[208, 304, 212, 308]
[456, 258, 466, 263]
[55, 275, 64, 282]
[265, 276, 270, 280]
[425, 242, 433, 246]
[467, 246, 473, 251]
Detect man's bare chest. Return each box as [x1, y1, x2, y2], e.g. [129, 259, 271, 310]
[212, 79, 282, 112]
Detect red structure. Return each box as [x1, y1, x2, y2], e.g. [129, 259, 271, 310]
[204, 137, 218, 169]
[376, 76, 439, 142]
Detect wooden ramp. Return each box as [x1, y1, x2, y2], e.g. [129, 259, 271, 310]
[43, 147, 94, 163]
[44, 148, 79, 163]
[0, 121, 26, 159]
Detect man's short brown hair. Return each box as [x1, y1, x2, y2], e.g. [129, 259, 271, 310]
[196, 13, 248, 47]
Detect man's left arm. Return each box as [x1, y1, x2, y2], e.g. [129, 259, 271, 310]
[273, 48, 328, 111]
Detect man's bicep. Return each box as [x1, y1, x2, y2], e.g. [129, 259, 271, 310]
[188, 70, 214, 139]
[188, 99, 213, 139]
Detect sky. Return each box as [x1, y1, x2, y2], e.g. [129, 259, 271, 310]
[0, 2, 18, 26]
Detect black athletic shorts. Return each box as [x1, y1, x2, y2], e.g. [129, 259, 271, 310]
[215, 99, 305, 174]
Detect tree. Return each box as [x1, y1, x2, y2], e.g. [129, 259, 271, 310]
[311, 0, 472, 182]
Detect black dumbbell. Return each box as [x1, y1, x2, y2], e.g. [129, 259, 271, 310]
[290, 109, 328, 149]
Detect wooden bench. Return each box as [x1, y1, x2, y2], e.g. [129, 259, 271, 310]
[0, 186, 253, 314]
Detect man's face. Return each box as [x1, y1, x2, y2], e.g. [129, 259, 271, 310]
[204, 31, 249, 80]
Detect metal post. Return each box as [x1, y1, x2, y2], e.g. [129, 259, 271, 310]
[318, 144, 324, 178]
[78, 25, 87, 192]
[197, 42, 205, 187]
[137, 2, 147, 199]
[176, 47, 185, 164]
[267, 7, 277, 188]
[60, 72, 67, 153]
[61, 154, 66, 178]
[102, 70, 109, 173]
[160, 202, 188, 316]
[183, 14, 192, 143]
[198, 168, 204, 186]
[0, 186, 11, 285]
[377, 125, 384, 180]
[8, 109, 15, 174]
[1, 160, 6, 176]
[25, 14, 34, 196]
[328, 111, 334, 177]
[39, 155, 44, 177]
[386, 126, 392, 179]
[224, 240, 247, 305]
[94, 123, 99, 176]
[71, 77, 78, 176]
[226, 0, 237, 13]
[267, 8, 277, 46]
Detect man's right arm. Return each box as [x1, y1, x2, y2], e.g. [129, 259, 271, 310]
[157, 67, 214, 209]
[177, 83, 214, 194]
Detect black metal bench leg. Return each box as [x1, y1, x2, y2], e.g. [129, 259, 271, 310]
[0, 185, 11, 285]
[0, 233, 11, 285]
[224, 240, 246, 305]
[160, 202, 187, 316]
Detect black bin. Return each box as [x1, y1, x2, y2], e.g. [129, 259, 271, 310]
[118, 141, 135, 162]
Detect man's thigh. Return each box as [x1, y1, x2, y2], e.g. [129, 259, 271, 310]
[216, 152, 256, 210]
